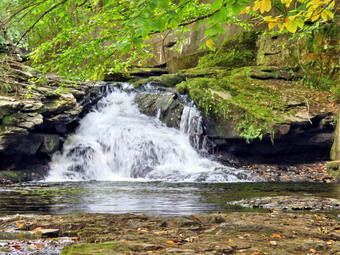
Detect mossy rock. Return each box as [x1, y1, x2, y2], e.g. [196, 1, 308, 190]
[0, 170, 27, 183]
[1, 112, 20, 125]
[132, 73, 186, 88]
[176, 66, 335, 141]
[257, 24, 339, 92]
[326, 161, 340, 180]
[61, 242, 130, 255]
[198, 31, 259, 69]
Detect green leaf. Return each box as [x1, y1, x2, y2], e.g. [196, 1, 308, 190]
[232, 3, 242, 15]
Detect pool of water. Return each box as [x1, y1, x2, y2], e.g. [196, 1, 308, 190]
[0, 182, 339, 216]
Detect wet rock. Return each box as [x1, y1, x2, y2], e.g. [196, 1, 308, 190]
[41, 93, 78, 114]
[129, 242, 163, 252]
[38, 135, 61, 154]
[229, 196, 340, 211]
[326, 160, 340, 180]
[37, 229, 60, 238]
[0, 97, 23, 119]
[135, 92, 184, 128]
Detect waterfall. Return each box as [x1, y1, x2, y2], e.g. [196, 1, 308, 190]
[45, 85, 254, 182]
[180, 105, 207, 152]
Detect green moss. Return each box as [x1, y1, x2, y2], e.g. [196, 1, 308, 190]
[180, 75, 279, 141]
[0, 171, 25, 182]
[78, 226, 103, 236]
[180, 65, 333, 142]
[198, 31, 259, 69]
[175, 81, 188, 94]
[198, 49, 256, 69]
[2, 113, 19, 125]
[61, 242, 130, 255]
[326, 161, 340, 180]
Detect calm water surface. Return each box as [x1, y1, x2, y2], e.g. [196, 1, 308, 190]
[0, 182, 339, 216]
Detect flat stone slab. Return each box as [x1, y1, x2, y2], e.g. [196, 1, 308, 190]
[229, 196, 340, 211]
[36, 228, 59, 238]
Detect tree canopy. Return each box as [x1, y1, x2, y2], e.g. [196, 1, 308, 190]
[0, 0, 337, 80]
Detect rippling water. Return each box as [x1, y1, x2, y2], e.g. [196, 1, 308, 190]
[0, 182, 339, 216]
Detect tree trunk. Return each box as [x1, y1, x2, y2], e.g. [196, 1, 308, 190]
[331, 112, 340, 160]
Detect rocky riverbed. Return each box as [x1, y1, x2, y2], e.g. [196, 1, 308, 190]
[0, 211, 339, 255]
[229, 196, 340, 212]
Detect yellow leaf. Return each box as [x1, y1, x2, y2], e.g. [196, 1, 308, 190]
[268, 22, 277, 29]
[16, 222, 25, 228]
[311, 14, 320, 22]
[285, 20, 298, 33]
[324, 10, 334, 19]
[263, 15, 273, 21]
[278, 23, 285, 32]
[282, 0, 293, 7]
[205, 38, 216, 50]
[260, 0, 272, 13]
[295, 18, 305, 28]
[272, 234, 282, 238]
[166, 241, 182, 245]
[253, 1, 261, 11]
[309, 249, 318, 254]
[321, 10, 328, 20]
[240, 6, 251, 14]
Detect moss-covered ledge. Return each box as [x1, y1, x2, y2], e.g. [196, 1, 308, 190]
[176, 66, 336, 141]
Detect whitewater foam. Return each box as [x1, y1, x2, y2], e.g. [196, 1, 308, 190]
[45, 86, 254, 182]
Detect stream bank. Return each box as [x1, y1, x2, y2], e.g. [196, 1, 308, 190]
[0, 211, 339, 254]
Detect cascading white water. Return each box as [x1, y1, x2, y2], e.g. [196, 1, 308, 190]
[45, 86, 254, 182]
[180, 105, 207, 152]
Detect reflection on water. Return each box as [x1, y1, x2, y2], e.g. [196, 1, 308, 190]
[0, 182, 339, 216]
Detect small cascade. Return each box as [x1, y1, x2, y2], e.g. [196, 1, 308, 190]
[45, 85, 255, 182]
[180, 105, 208, 152]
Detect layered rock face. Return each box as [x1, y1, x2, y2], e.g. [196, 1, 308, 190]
[135, 27, 339, 165]
[0, 45, 106, 179]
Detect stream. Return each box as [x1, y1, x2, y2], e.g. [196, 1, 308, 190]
[1, 84, 339, 216]
[0, 181, 339, 216]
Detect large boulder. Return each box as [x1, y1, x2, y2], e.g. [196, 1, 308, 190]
[135, 92, 185, 128]
[176, 65, 337, 163]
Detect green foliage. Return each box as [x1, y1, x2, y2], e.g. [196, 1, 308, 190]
[0, 0, 255, 80]
[0, 0, 337, 81]
[330, 85, 340, 103]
